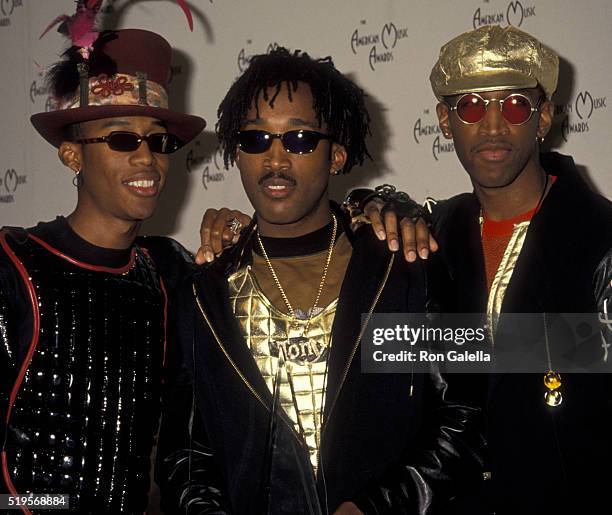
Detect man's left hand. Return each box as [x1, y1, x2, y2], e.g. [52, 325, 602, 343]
[364, 198, 439, 262]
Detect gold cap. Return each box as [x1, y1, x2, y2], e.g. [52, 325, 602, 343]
[430, 25, 559, 100]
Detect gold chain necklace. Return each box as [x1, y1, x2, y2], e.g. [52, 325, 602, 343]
[257, 214, 337, 470]
[256, 213, 337, 332]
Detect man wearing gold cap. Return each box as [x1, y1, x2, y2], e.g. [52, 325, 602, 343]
[317, 23, 611, 514]
[378, 24, 612, 514]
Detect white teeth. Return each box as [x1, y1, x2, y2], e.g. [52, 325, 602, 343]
[268, 185, 286, 190]
[127, 179, 155, 188]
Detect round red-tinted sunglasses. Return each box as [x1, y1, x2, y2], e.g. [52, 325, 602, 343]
[449, 92, 542, 125]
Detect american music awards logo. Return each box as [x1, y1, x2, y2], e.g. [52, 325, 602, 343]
[29, 79, 48, 104]
[0, 0, 21, 27]
[413, 109, 455, 162]
[555, 90, 608, 142]
[0, 168, 27, 204]
[185, 139, 226, 190]
[30, 64, 60, 112]
[472, 0, 536, 29]
[237, 41, 279, 73]
[350, 19, 409, 72]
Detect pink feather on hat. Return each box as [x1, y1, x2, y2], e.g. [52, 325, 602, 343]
[39, 1, 103, 58]
[39, 0, 195, 58]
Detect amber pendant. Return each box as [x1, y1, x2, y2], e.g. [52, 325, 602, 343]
[543, 370, 563, 407]
[543, 371, 562, 390]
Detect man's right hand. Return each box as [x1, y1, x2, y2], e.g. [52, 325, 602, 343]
[196, 208, 252, 264]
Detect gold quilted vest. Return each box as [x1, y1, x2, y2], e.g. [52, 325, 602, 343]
[228, 265, 336, 471]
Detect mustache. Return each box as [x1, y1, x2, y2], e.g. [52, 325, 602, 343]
[257, 171, 297, 186]
[472, 139, 513, 151]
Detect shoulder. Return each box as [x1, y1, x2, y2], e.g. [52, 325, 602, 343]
[0, 226, 30, 271]
[429, 192, 478, 237]
[136, 236, 196, 295]
[543, 152, 612, 215]
[136, 235, 193, 263]
[544, 168, 612, 249]
[0, 227, 31, 313]
[430, 193, 476, 219]
[0, 226, 29, 245]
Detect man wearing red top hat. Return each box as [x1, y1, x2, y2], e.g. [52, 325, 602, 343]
[0, 7, 205, 512]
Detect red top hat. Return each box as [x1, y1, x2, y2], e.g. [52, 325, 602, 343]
[31, 29, 206, 147]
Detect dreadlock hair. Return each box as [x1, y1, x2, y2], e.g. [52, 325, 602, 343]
[216, 47, 371, 174]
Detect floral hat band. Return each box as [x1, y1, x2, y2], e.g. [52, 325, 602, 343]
[58, 72, 169, 111]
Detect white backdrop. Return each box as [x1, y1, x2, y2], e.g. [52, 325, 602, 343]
[1, 0, 610, 251]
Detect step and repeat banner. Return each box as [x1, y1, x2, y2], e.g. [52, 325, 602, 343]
[1, 0, 610, 250]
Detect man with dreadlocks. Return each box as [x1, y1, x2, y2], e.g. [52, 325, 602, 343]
[156, 47, 484, 515]
[0, 16, 205, 514]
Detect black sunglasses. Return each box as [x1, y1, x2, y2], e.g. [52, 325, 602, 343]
[237, 129, 332, 155]
[75, 131, 183, 154]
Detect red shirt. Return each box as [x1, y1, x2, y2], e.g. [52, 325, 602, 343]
[481, 176, 557, 291]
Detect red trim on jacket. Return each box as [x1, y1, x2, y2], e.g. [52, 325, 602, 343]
[0, 231, 38, 514]
[28, 233, 136, 274]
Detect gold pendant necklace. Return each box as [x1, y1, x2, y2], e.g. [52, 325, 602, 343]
[256, 215, 338, 466]
[479, 174, 561, 406]
[543, 312, 562, 407]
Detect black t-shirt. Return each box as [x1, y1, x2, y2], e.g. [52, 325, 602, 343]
[29, 216, 133, 268]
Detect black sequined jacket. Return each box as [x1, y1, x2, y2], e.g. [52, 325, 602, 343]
[156, 205, 485, 515]
[430, 152, 612, 514]
[0, 228, 192, 514]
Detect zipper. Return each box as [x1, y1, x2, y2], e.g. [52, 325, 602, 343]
[193, 282, 304, 447]
[193, 282, 268, 410]
[317, 253, 395, 472]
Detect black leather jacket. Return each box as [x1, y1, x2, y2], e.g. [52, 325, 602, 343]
[0, 227, 192, 513]
[156, 206, 485, 514]
[429, 152, 612, 514]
